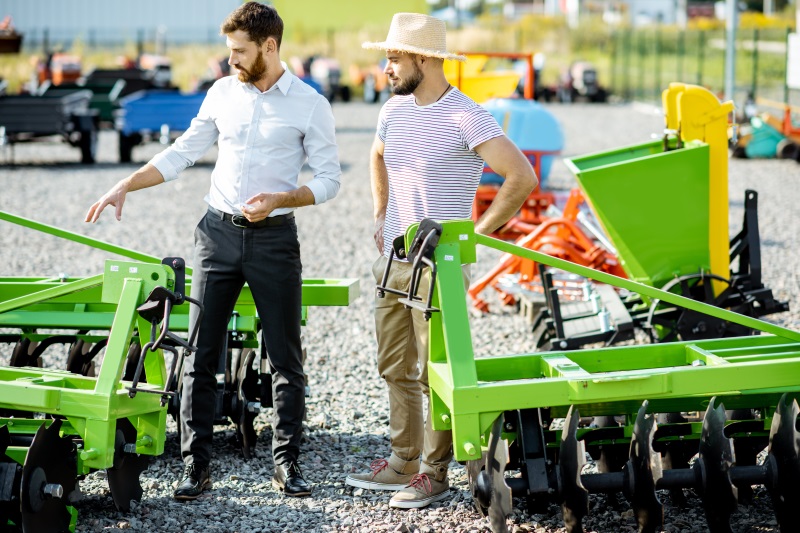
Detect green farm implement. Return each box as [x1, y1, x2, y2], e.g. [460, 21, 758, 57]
[381, 217, 800, 533]
[528, 83, 788, 350]
[0, 211, 358, 530]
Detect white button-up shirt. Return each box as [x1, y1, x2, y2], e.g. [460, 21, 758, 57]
[150, 66, 341, 216]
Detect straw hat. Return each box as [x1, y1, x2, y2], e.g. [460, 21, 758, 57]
[362, 13, 466, 62]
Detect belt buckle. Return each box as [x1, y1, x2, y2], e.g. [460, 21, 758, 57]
[231, 215, 249, 228]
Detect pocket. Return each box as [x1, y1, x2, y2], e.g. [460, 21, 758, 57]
[371, 255, 387, 284]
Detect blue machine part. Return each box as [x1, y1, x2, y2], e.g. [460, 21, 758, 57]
[117, 90, 206, 136]
[300, 76, 324, 95]
[481, 98, 564, 188]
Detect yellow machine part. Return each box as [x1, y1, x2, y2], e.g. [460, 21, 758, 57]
[662, 83, 734, 294]
[444, 55, 521, 103]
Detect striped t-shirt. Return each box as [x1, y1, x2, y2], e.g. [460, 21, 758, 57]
[378, 87, 504, 258]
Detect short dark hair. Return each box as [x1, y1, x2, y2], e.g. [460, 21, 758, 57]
[220, 2, 283, 49]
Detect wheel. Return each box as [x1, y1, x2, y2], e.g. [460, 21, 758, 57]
[645, 273, 753, 342]
[339, 85, 351, 103]
[776, 139, 799, 160]
[79, 126, 97, 164]
[118, 132, 140, 163]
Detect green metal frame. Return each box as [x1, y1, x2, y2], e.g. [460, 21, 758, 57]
[409, 220, 800, 462]
[0, 261, 176, 471]
[0, 210, 360, 486]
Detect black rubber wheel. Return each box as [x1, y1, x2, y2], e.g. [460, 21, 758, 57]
[79, 127, 98, 164]
[118, 132, 140, 163]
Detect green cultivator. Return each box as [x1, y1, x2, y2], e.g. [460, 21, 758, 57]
[0, 211, 358, 531]
[381, 218, 800, 533]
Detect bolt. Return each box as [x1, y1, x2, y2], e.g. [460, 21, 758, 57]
[247, 401, 262, 413]
[464, 442, 477, 456]
[504, 423, 514, 432]
[43, 484, 63, 499]
[172, 259, 180, 269]
[691, 359, 706, 367]
[123, 443, 138, 454]
[441, 414, 451, 425]
[559, 341, 568, 349]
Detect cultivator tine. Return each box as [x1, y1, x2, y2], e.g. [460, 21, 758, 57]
[20, 419, 78, 533]
[695, 398, 737, 533]
[484, 416, 512, 533]
[559, 405, 588, 533]
[107, 418, 150, 512]
[623, 402, 663, 533]
[765, 394, 800, 532]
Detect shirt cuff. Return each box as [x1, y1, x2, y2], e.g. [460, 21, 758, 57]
[149, 149, 183, 182]
[305, 175, 340, 205]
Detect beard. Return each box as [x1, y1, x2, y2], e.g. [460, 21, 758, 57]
[390, 61, 423, 95]
[236, 53, 267, 84]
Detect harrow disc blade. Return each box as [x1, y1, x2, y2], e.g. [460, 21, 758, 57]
[766, 394, 800, 532]
[622, 401, 663, 533]
[20, 419, 77, 533]
[696, 398, 737, 533]
[465, 451, 490, 516]
[485, 415, 512, 533]
[233, 349, 259, 459]
[108, 418, 150, 512]
[559, 405, 588, 533]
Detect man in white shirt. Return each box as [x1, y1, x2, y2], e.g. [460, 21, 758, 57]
[345, 13, 536, 509]
[86, 2, 340, 501]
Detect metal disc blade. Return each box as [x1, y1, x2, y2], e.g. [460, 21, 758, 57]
[108, 418, 150, 511]
[486, 416, 512, 533]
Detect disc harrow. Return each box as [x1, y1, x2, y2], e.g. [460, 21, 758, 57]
[381, 216, 800, 532]
[0, 212, 358, 530]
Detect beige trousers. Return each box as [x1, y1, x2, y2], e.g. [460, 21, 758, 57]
[372, 255, 470, 482]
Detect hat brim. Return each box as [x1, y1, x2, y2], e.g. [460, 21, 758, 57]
[362, 41, 466, 62]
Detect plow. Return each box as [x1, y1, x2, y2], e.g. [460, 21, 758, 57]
[0, 212, 358, 531]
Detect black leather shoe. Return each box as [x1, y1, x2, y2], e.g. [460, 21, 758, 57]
[272, 461, 311, 497]
[174, 463, 211, 501]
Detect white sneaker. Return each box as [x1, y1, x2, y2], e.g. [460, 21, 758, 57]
[345, 458, 416, 491]
[389, 473, 451, 509]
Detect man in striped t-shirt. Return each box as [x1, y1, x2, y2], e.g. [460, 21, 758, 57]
[345, 13, 537, 509]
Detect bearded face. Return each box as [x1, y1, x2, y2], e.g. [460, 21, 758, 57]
[389, 58, 423, 96]
[236, 51, 267, 84]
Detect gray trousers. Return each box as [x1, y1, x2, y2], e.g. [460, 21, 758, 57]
[181, 209, 305, 467]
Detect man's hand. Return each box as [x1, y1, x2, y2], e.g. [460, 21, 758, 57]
[242, 192, 282, 222]
[84, 164, 165, 224]
[85, 179, 130, 223]
[373, 214, 385, 253]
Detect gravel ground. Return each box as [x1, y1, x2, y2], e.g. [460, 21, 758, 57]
[0, 100, 798, 533]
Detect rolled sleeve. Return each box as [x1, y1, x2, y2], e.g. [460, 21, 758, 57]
[147, 90, 220, 182]
[303, 97, 341, 205]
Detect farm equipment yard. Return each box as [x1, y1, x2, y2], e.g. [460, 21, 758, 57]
[0, 100, 799, 533]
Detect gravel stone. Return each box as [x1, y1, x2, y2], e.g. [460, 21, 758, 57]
[0, 101, 795, 532]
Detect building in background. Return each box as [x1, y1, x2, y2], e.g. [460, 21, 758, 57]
[4, 0, 241, 50]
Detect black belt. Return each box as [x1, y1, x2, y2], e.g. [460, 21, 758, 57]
[208, 206, 294, 228]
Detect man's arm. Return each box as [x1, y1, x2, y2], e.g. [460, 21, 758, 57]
[86, 87, 221, 223]
[370, 136, 388, 253]
[243, 97, 342, 223]
[473, 135, 537, 235]
[85, 164, 165, 223]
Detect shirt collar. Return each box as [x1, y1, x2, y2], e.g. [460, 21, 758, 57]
[242, 61, 293, 95]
